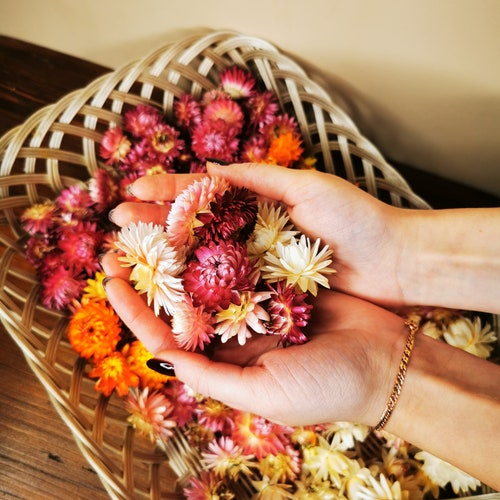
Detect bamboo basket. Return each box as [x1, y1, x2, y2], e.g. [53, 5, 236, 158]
[0, 30, 497, 499]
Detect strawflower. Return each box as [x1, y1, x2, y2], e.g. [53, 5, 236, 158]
[89, 351, 139, 397]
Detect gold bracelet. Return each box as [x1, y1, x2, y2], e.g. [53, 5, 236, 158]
[374, 320, 418, 431]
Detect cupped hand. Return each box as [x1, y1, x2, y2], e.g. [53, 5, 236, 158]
[110, 164, 413, 307]
[100, 260, 407, 428]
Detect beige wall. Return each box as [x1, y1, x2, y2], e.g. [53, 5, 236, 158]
[1, 0, 499, 197]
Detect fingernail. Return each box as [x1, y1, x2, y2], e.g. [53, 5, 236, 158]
[108, 209, 116, 223]
[102, 276, 112, 289]
[206, 157, 230, 166]
[126, 182, 136, 197]
[146, 358, 176, 376]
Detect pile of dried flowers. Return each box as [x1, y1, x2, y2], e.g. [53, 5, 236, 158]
[20, 66, 496, 499]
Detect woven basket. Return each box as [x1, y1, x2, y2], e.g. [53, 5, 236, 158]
[0, 30, 496, 499]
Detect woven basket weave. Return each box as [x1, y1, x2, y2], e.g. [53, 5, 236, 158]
[0, 30, 495, 499]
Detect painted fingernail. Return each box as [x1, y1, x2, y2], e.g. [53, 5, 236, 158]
[126, 182, 136, 197]
[102, 276, 112, 289]
[146, 358, 176, 376]
[206, 157, 230, 166]
[108, 209, 116, 223]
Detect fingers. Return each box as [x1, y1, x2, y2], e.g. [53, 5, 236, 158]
[109, 201, 171, 227]
[206, 161, 321, 207]
[129, 173, 206, 201]
[103, 277, 176, 353]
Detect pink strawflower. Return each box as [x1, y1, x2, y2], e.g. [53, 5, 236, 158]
[195, 187, 258, 245]
[191, 119, 240, 163]
[166, 176, 229, 251]
[21, 200, 58, 235]
[219, 67, 256, 99]
[214, 291, 271, 345]
[231, 412, 288, 460]
[196, 397, 236, 435]
[240, 135, 268, 163]
[183, 241, 257, 311]
[171, 297, 215, 351]
[246, 90, 279, 128]
[202, 436, 256, 480]
[174, 93, 202, 130]
[88, 167, 121, 213]
[40, 264, 86, 310]
[183, 470, 227, 500]
[99, 127, 131, 165]
[163, 380, 198, 427]
[263, 113, 300, 138]
[125, 387, 177, 442]
[266, 281, 312, 346]
[58, 221, 103, 275]
[56, 185, 94, 220]
[259, 444, 302, 483]
[203, 97, 244, 133]
[123, 104, 162, 137]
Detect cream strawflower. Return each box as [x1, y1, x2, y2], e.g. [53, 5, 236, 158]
[116, 221, 185, 315]
[414, 450, 481, 495]
[247, 202, 298, 264]
[214, 291, 271, 345]
[443, 316, 497, 359]
[323, 422, 370, 452]
[346, 469, 404, 500]
[262, 235, 335, 296]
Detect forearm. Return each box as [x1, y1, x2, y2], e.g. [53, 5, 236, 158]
[384, 332, 500, 489]
[398, 207, 500, 313]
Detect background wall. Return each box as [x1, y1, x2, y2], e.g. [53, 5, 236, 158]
[1, 0, 499, 196]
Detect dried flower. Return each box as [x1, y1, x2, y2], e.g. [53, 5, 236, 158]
[263, 235, 335, 296]
[89, 351, 139, 397]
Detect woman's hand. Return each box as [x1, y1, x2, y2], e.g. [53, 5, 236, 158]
[100, 259, 406, 428]
[110, 163, 412, 308]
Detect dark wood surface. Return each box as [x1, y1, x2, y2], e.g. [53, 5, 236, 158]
[0, 35, 498, 499]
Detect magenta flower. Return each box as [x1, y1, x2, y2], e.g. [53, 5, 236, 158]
[58, 221, 103, 275]
[191, 119, 240, 163]
[21, 201, 58, 235]
[40, 264, 86, 310]
[57, 185, 94, 220]
[147, 122, 184, 164]
[88, 167, 121, 213]
[219, 66, 256, 99]
[203, 97, 244, 133]
[246, 90, 279, 128]
[123, 104, 162, 137]
[266, 281, 312, 346]
[182, 241, 257, 311]
[174, 93, 202, 130]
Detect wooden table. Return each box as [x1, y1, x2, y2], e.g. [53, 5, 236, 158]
[0, 35, 499, 499]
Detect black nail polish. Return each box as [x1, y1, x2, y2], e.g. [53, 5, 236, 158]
[146, 358, 176, 376]
[206, 157, 230, 166]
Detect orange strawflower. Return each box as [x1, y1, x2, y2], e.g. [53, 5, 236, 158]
[124, 340, 172, 389]
[89, 351, 140, 397]
[67, 300, 122, 360]
[266, 131, 304, 168]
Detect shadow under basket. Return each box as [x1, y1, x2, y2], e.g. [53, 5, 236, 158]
[0, 30, 497, 499]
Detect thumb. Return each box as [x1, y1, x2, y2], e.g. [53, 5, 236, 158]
[153, 349, 269, 414]
[207, 161, 311, 206]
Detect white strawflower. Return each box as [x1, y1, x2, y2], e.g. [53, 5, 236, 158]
[347, 468, 404, 500]
[323, 421, 370, 451]
[414, 450, 481, 495]
[262, 234, 335, 296]
[116, 221, 185, 316]
[247, 202, 298, 264]
[443, 316, 497, 359]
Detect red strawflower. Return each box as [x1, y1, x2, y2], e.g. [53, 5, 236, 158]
[163, 380, 198, 427]
[99, 127, 131, 165]
[58, 221, 103, 275]
[183, 470, 226, 500]
[195, 187, 258, 244]
[25, 235, 54, 266]
[174, 93, 202, 130]
[183, 241, 257, 311]
[123, 104, 162, 138]
[246, 90, 279, 128]
[196, 397, 236, 434]
[267, 281, 312, 346]
[40, 264, 86, 310]
[219, 66, 256, 99]
[240, 135, 268, 163]
[191, 119, 240, 163]
[57, 185, 94, 220]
